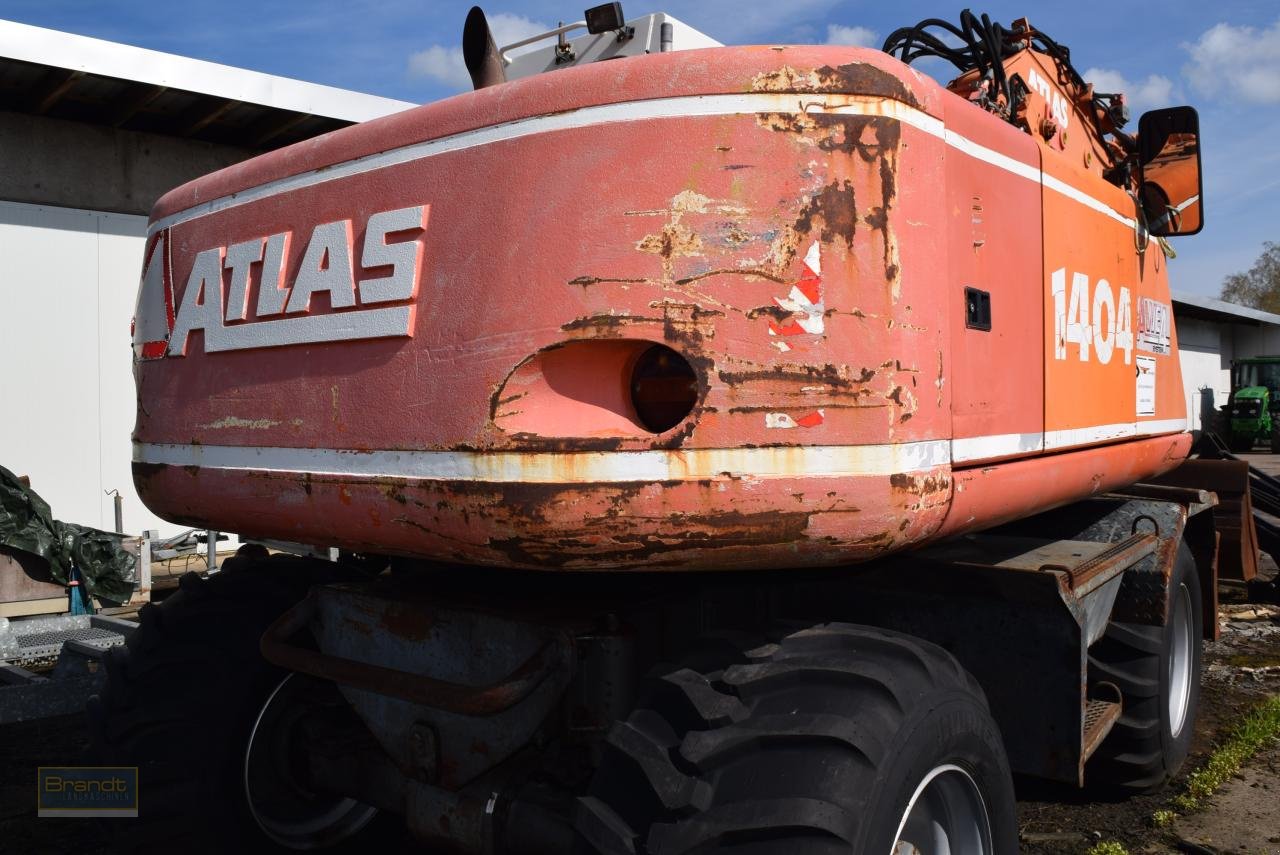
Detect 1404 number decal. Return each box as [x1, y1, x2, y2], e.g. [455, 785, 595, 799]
[1050, 267, 1134, 365]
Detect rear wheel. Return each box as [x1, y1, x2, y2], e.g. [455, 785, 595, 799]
[575, 623, 1018, 854]
[1270, 424, 1280, 454]
[1086, 544, 1202, 792]
[87, 556, 382, 852]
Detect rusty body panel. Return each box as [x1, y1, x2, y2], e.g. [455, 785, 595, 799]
[130, 46, 1190, 571]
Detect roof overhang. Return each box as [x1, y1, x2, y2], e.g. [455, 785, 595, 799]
[0, 19, 417, 150]
[1172, 290, 1280, 328]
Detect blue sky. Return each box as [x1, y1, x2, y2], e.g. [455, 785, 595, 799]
[5, 1, 1278, 298]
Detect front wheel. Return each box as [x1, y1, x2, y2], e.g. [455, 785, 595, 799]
[1087, 543, 1202, 792]
[576, 623, 1018, 854]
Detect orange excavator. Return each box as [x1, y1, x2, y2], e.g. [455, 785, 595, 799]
[96, 7, 1212, 853]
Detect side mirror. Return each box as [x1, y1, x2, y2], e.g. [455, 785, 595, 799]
[1138, 106, 1203, 237]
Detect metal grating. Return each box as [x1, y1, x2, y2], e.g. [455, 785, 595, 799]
[17, 626, 121, 650]
[1082, 698, 1122, 761]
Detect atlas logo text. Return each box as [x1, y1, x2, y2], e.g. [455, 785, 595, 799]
[133, 205, 427, 358]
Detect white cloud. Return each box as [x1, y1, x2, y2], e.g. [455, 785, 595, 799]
[1183, 19, 1280, 104]
[1083, 67, 1174, 114]
[485, 13, 555, 53]
[407, 45, 472, 90]
[826, 24, 878, 48]
[406, 12, 551, 92]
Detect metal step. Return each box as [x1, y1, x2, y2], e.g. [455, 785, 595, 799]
[1081, 698, 1122, 761]
[0, 614, 133, 668]
[0, 614, 136, 724]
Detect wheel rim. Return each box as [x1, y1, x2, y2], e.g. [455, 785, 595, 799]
[1167, 582, 1194, 738]
[891, 763, 994, 855]
[244, 673, 378, 850]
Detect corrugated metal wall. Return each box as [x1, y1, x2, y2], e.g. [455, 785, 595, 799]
[0, 199, 174, 536]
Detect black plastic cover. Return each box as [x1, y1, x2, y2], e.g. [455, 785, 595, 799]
[0, 465, 135, 604]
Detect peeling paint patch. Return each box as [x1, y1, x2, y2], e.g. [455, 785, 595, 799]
[637, 223, 704, 259]
[749, 62, 922, 109]
[768, 241, 825, 338]
[198, 415, 281, 430]
[765, 410, 825, 428]
[632, 189, 752, 278]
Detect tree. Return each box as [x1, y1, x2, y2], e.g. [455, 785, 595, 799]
[1221, 241, 1280, 313]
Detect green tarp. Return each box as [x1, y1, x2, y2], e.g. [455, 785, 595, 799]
[0, 464, 135, 604]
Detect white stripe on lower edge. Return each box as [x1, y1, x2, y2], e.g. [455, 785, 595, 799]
[134, 421, 1186, 483]
[149, 92, 1134, 234]
[1044, 418, 1188, 451]
[133, 440, 952, 483]
[951, 432, 1044, 463]
[951, 419, 1186, 462]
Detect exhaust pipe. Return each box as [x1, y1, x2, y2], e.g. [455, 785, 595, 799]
[463, 6, 506, 90]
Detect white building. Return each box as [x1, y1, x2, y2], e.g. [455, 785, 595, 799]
[0, 20, 413, 537]
[1173, 291, 1280, 432]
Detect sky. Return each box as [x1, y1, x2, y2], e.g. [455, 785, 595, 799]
[4, 1, 1278, 298]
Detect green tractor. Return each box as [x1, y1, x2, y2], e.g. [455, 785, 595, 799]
[1228, 356, 1280, 452]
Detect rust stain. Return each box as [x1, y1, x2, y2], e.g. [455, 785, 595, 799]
[749, 62, 922, 109]
[637, 222, 704, 261]
[757, 108, 903, 299]
[746, 304, 797, 323]
[887, 384, 918, 423]
[889, 473, 950, 496]
[889, 472, 953, 515]
[793, 178, 857, 249]
[560, 314, 663, 335]
[655, 301, 723, 347]
[487, 506, 814, 568]
[132, 462, 165, 486]
[569, 275, 649, 287]
[719, 363, 869, 390]
[506, 433, 626, 452]
[751, 65, 818, 92]
[673, 267, 787, 287]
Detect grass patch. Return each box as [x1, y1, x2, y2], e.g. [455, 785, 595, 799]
[1152, 693, 1280, 824]
[1085, 842, 1129, 855]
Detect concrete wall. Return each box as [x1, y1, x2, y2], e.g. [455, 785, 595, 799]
[0, 199, 173, 536]
[0, 110, 256, 216]
[1233, 323, 1280, 360]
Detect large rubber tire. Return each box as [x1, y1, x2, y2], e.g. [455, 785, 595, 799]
[1270, 425, 1280, 454]
[87, 556, 373, 853]
[1086, 543, 1203, 792]
[576, 623, 1018, 854]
